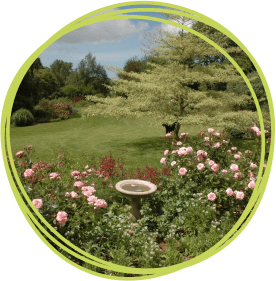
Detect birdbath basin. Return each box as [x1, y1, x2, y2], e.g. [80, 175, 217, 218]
[116, 179, 157, 221]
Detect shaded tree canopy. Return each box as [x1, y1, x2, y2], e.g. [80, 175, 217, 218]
[50, 59, 73, 87]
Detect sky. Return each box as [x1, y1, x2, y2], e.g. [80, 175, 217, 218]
[38, 5, 184, 79]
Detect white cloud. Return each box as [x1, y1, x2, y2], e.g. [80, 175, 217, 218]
[57, 19, 149, 44]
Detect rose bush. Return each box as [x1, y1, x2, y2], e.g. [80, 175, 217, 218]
[10, 125, 268, 272]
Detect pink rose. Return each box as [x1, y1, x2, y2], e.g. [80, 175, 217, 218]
[197, 150, 208, 161]
[178, 150, 187, 156]
[85, 165, 89, 169]
[213, 132, 220, 137]
[177, 141, 182, 146]
[250, 162, 257, 169]
[204, 137, 210, 142]
[65, 192, 70, 197]
[245, 150, 251, 155]
[28, 145, 32, 149]
[238, 151, 242, 155]
[227, 150, 232, 154]
[251, 125, 260, 133]
[164, 150, 169, 155]
[226, 188, 234, 196]
[213, 142, 221, 148]
[248, 181, 255, 189]
[71, 171, 80, 177]
[15, 151, 24, 158]
[24, 169, 34, 178]
[234, 172, 242, 180]
[74, 181, 84, 188]
[49, 172, 61, 180]
[179, 167, 187, 176]
[222, 169, 228, 174]
[180, 132, 189, 138]
[231, 147, 237, 151]
[32, 199, 43, 209]
[186, 147, 193, 153]
[211, 164, 219, 172]
[87, 196, 98, 205]
[208, 160, 215, 166]
[230, 164, 239, 172]
[172, 150, 178, 154]
[165, 133, 172, 137]
[208, 128, 215, 133]
[207, 192, 217, 201]
[94, 199, 108, 210]
[234, 154, 240, 160]
[171, 161, 176, 167]
[197, 163, 205, 171]
[70, 191, 78, 198]
[56, 211, 68, 224]
[160, 157, 167, 164]
[236, 191, 245, 200]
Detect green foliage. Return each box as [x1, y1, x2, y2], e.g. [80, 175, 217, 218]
[118, 55, 149, 80]
[60, 84, 79, 98]
[76, 52, 111, 95]
[11, 108, 35, 126]
[33, 104, 55, 123]
[10, 123, 268, 271]
[50, 59, 73, 87]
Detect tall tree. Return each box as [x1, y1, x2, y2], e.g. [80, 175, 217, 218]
[12, 58, 44, 113]
[83, 30, 259, 139]
[50, 59, 73, 87]
[77, 52, 111, 95]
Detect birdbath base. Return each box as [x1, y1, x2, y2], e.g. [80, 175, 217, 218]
[130, 197, 141, 222]
[116, 179, 157, 222]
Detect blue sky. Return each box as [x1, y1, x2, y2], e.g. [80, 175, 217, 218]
[39, 5, 182, 79]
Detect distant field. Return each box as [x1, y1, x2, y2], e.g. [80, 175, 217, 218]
[9, 114, 221, 172]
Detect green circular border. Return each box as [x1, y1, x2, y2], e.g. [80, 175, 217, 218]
[1, 1, 274, 279]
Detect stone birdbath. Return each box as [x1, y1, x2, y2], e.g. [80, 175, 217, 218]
[116, 179, 157, 221]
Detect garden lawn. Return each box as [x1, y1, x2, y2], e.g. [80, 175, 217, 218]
[9, 115, 222, 172]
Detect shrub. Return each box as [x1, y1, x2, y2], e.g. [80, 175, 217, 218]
[11, 108, 35, 126]
[11, 124, 268, 271]
[33, 105, 55, 122]
[71, 96, 86, 103]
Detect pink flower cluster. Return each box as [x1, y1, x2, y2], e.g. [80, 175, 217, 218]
[56, 211, 68, 224]
[179, 167, 187, 176]
[207, 192, 217, 201]
[197, 150, 208, 161]
[15, 151, 24, 158]
[180, 132, 189, 138]
[81, 186, 96, 197]
[230, 164, 239, 172]
[197, 163, 205, 171]
[24, 169, 34, 178]
[32, 199, 43, 209]
[49, 172, 61, 180]
[160, 157, 167, 164]
[74, 181, 85, 188]
[234, 191, 245, 200]
[87, 196, 107, 209]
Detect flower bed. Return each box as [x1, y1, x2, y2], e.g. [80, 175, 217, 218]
[9, 125, 269, 274]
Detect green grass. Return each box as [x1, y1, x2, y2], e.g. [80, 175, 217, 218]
[10, 114, 216, 172]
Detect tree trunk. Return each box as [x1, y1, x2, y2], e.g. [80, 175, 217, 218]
[174, 122, 181, 141]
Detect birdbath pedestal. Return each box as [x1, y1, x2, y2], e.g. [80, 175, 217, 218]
[116, 179, 157, 222]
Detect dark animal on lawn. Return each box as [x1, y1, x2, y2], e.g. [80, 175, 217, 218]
[162, 122, 178, 134]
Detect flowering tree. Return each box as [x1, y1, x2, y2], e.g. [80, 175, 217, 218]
[83, 28, 260, 138]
